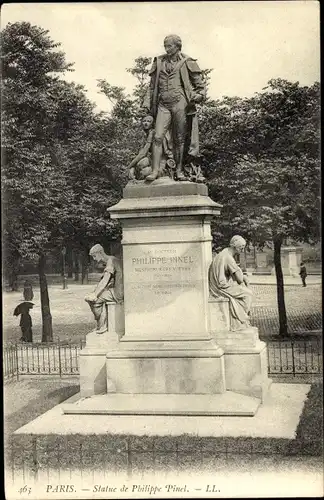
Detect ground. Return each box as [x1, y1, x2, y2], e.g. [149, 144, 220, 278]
[4, 377, 323, 495]
[2, 275, 322, 344]
[3, 276, 322, 493]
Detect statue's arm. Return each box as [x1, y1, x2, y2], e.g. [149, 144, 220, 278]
[225, 254, 249, 286]
[186, 59, 206, 103]
[94, 270, 113, 298]
[233, 268, 244, 285]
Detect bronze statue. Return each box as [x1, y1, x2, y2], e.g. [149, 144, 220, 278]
[84, 244, 123, 334]
[143, 34, 206, 182]
[209, 236, 253, 331]
[128, 115, 175, 181]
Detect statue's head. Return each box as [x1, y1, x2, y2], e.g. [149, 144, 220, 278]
[164, 34, 182, 56]
[229, 235, 246, 254]
[89, 244, 105, 262]
[142, 115, 154, 131]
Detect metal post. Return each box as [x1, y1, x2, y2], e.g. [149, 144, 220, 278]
[291, 340, 295, 376]
[57, 336, 62, 378]
[15, 343, 19, 381]
[62, 247, 67, 290]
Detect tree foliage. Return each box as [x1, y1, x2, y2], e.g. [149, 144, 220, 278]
[2, 22, 320, 340]
[202, 79, 320, 335]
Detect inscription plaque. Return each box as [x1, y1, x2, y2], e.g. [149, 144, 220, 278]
[123, 242, 208, 338]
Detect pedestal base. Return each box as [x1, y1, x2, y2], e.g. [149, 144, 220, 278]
[224, 341, 272, 402]
[62, 392, 261, 416]
[79, 329, 120, 398]
[106, 338, 226, 395]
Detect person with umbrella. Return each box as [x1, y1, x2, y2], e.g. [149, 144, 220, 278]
[13, 302, 34, 342]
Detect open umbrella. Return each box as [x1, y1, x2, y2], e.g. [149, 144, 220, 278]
[13, 302, 34, 316]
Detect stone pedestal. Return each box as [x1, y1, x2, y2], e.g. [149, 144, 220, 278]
[106, 339, 226, 395]
[208, 298, 271, 402]
[70, 179, 271, 416]
[114, 180, 219, 342]
[279, 246, 303, 277]
[79, 303, 124, 397]
[255, 251, 269, 271]
[104, 179, 227, 402]
[223, 341, 271, 402]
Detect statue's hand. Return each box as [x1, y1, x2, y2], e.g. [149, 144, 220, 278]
[85, 293, 97, 303]
[143, 108, 153, 117]
[191, 93, 203, 104]
[243, 275, 250, 287]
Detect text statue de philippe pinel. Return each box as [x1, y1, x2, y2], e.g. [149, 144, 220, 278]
[142, 34, 206, 182]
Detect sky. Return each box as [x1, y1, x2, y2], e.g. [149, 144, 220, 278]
[2, 1, 320, 113]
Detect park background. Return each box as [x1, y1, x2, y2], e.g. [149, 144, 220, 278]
[2, 1, 322, 488]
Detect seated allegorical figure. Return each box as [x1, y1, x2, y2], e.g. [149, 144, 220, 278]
[128, 115, 175, 181]
[209, 235, 253, 331]
[84, 244, 124, 334]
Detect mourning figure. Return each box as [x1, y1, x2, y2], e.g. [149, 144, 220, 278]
[84, 244, 124, 334]
[143, 34, 206, 182]
[209, 236, 253, 331]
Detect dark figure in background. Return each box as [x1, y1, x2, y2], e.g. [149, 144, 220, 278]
[299, 262, 307, 287]
[23, 280, 34, 301]
[14, 302, 34, 342]
[143, 34, 206, 182]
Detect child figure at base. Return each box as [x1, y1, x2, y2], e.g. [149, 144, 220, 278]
[128, 115, 175, 181]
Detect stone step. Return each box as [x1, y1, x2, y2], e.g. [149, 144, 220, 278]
[62, 391, 260, 417]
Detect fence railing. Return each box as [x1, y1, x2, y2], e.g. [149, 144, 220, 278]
[3, 338, 322, 381]
[267, 338, 322, 376]
[3, 340, 85, 380]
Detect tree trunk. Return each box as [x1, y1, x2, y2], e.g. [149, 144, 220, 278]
[38, 254, 53, 342]
[74, 251, 80, 281]
[66, 245, 73, 278]
[8, 269, 19, 291]
[273, 236, 288, 337]
[7, 253, 20, 291]
[81, 248, 89, 285]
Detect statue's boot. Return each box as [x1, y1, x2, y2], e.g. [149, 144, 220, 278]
[145, 167, 159, 182]
[175, 144, 187, 181]
[196, 173, 206, 183]
[176, 170, 186, 181]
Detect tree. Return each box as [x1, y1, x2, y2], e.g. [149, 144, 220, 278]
[126, 56, 152, 109]
[2, 22, 83, 341]
[203, 80, 320, 336]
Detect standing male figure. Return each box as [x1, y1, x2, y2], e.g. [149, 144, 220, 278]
[143, 34, 206, 182]
[84, 244, 123, 334]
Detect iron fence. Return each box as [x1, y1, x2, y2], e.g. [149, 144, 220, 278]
[3, 344, 19, 381]
[267, 338, 322, 376]
[2, 338, 322, 380]
[3, 340, 85, 380]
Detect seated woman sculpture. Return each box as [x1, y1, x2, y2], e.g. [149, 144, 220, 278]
[209, 235, 253, 331]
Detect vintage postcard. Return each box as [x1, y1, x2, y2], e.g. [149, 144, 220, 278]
[2, 2, 322, 499]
